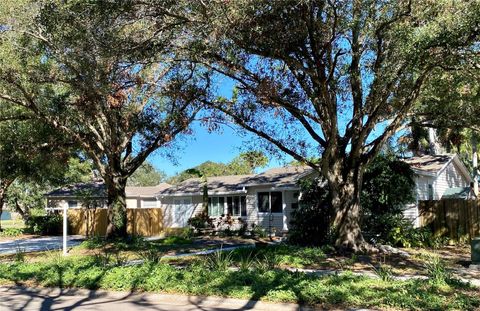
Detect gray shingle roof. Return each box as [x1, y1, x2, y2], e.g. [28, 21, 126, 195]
[46, 182, 171, 198]
[46, 166, 317, 198]
[442, 186, 475, 199]
[242, 166, 314, 187]
[402, 154, 454, 174]
[45, 182, 106, 198]
[159, 175, 253, 196]
[125, 183, 171, 197]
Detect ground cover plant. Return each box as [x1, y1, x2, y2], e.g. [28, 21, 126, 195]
[0, 250, 478, 310]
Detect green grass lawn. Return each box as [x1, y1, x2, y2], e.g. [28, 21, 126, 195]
[0, 219, 25, 230]
[0, 246, 479, 310]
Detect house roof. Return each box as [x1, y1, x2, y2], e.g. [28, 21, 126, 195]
[125, 183, 171, 197]
[46, 182, 171, 198]
[441, 187, 475, 199]
[241, 166, 314, 187]
[402, 153, 472, 183]
[158, 166, 315, 197]
[158, 174, 253, 196]
[402, 154, 454, 174]
[45, 182, 106, 198]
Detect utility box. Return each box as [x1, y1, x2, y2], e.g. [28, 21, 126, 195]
[472, 237, 480, 264]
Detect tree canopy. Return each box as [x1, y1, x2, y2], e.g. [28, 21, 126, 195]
[127, 162, 166, 187]
[169, 151, 268, 184]
[180, 0, 480, 250]
[0, 0, 210, 236]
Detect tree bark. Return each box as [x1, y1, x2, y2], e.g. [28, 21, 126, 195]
[13, 199, 29, 221]
[105, 176, 128, 238]
[0, 191, 5, 232]
[326, 160, 370, 253]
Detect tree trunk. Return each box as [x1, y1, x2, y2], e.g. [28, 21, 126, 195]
[0, 179, 14, 231]
[0, 192, 5, 232]
[105, 177, 128, 238]
[326, 161, 370, 253]
[14, 199, 29, 221]
[472, 135, 478, 196]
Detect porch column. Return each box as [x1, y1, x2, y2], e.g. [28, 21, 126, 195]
[282, 190, 288, 231]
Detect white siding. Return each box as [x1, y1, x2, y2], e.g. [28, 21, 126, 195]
[47, 198, 107, 210]
[160, 188, 299, 234]
[435, 161, 469, 198]
[126, 198, 138, 209]
[246, 186, 299, 234]
[415, 175, 435, 200]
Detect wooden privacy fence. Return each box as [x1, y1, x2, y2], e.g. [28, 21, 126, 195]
[419, 199, 480, 242]
[68, 208, 164, 237]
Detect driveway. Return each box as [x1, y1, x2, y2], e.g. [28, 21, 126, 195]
[0, 235, 84, 255]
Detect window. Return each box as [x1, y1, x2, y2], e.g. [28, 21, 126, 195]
[257, 191, 282, 213]
[241, 196, 247, 216]
[258, 192, 270, 213]
[271, 192, 282, 213]
[68, 200, 78, 208]
[428, 184, 434, 200]
[227, 196, 247, 216]
[208, 197, 224, 216]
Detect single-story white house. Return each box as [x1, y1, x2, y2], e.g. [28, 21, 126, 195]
[45, 154, 473, 235]
[157, 166, 312, 233]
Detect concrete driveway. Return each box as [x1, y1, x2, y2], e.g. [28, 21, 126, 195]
[0, 235, 84, 255]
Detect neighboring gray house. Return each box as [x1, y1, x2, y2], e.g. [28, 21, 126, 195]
[402, 154, 474, 227]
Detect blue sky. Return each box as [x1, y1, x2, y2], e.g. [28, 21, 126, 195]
[147, 75, 296, 177]
[148, 121, 293, 177]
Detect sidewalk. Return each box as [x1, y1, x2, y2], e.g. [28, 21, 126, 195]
[0, 285, 319, 311]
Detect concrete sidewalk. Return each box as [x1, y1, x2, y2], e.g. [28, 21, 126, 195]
[0, 285, 321, 311]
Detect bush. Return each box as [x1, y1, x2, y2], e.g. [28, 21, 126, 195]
[187, 211, 213, 232]
[26, 215, 62, 235]
[288, 178, 334, 246]
[388, 222, 448, 248]
[0, 227, 23, 237]
[250, 224, 267, 238]
[361, 155, 416, 243]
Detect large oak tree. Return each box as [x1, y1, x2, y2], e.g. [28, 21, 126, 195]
[182, 0, 480, 250]
[0, 1, 209, 236]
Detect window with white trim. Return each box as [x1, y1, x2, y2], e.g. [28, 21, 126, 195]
[258, 191, 282, 213]
[68, 200, 78, 208]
